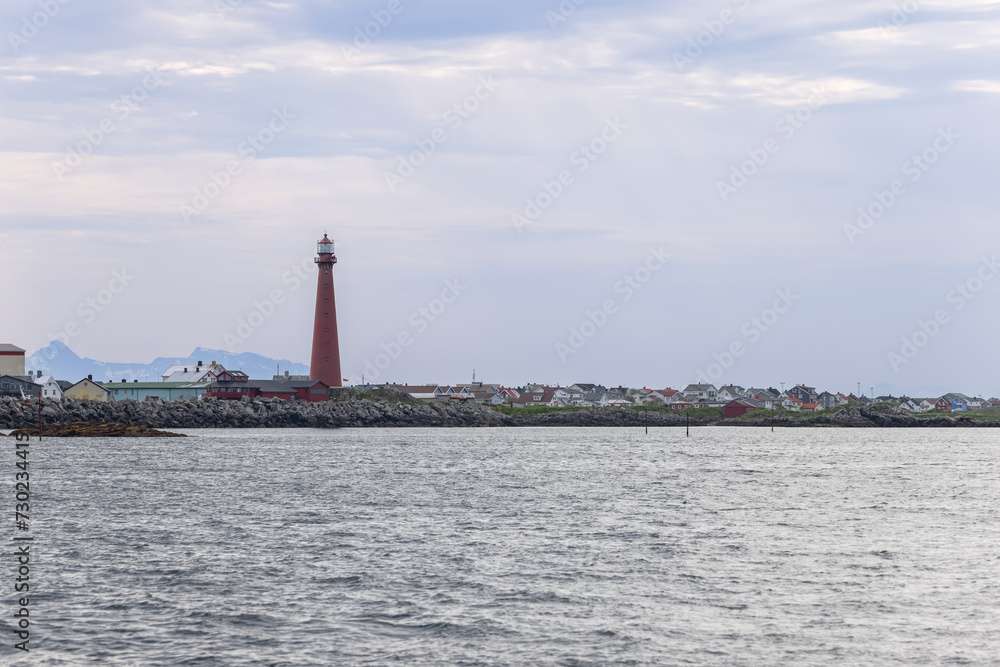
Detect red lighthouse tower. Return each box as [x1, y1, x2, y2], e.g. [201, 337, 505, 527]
[310, 233, 343, 388]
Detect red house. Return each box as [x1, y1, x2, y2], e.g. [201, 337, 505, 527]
[723, 399, 759, 419]
[285, 380, 330, 402]
[205, 370, 297, 401]
[934, 398, 951, 412]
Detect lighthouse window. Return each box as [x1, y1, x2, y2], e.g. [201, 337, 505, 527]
[325, 357, 330, 362]
[325, 327, 329, 333]
[324, 313, 329, 318]
[324, 298, 329, 303]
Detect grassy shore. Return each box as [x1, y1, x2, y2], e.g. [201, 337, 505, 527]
[489, 402, 1000, 424]
[489, 404, 727, 420]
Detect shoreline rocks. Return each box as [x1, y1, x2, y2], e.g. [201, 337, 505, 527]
[0, 395, 992, 431]
[8, 422, 185, 438]
[0, 394, 513, 430]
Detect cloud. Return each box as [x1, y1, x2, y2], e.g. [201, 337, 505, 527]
[1, 0, 999, 391]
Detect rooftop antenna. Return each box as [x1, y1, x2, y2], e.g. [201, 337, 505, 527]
[472, 369, 476, 384]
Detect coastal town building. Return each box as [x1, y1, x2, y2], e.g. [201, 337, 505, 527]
[0, 344, 26, 376]
[467, 391, 506, 405]
[63, 377, 110, 401]
[34, 374, 65, 399]
[783, 397, 803, 411]
[717, 386, 746, 401]
[161, 360, 226, 383]
[570, 383, 605, 395]
[0, 375, 41, 399]
[274, 371, 311, 382]
[6, 337, 1000, 416]
[723, 399, 762, 419]
[206, 379, 298, 400]
[787, 384, 818, 403]
[283, 380, 331, 402]
[682, 384, 718, 401]
[105, 381, 211, 402]
[515, 389, 559, 406]
[647, 388, 679, 404]
[817, 392, 847, 409]
[385, 385, 439, 400]
[204, 370, 300, 401]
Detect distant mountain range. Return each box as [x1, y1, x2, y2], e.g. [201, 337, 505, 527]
[25, 341, 309, 383]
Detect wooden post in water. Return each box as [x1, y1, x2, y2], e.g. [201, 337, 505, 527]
[37, 390, 42, 441]
[686, 410, 689, 437]
[645, 408, 648, 434]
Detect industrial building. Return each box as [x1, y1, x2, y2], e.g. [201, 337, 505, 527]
[104, 381, 211, 401]
[0, 344, 26, 376]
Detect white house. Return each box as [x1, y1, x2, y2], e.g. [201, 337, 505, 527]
[472, 391, 506, 405]
[683, 384, 718, 401]
[717, 386, 745, 402]
[598, 391, 630, 406]
[782, 397, 803, 411]
[515, 389, 560, 406]
[33, 374, 64, 399]
[386, 385, 440, 400]
[553, 388, 577, 404]
[162, 360, 226, 383]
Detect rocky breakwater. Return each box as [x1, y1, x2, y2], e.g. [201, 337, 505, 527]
[728, 403, 993, 427]
[3, 396, 991, 430]
[0, 392, 514, 430]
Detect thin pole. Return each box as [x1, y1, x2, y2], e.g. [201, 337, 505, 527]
[645, 408, 648, 434]
[37, 389, 42, 441]
[686, 410, 689, 437]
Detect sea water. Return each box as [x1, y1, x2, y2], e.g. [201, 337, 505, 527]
[6, 427, 999, 665]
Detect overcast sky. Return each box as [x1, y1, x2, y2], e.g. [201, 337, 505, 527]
[2, 0, 999, 396]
